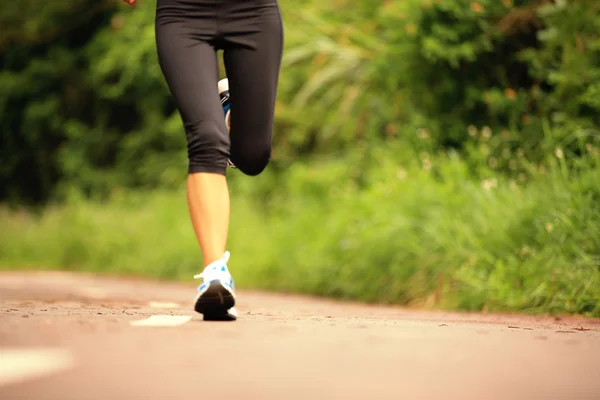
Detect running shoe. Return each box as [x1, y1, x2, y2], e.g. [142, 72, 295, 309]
[218, 78, 236, 169]
[193, 251, 237, 321]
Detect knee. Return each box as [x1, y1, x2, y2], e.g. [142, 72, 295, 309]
[230, 146, 271, 176]
[186, 120, 229, 175]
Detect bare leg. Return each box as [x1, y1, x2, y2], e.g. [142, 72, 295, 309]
[188, 171, 236, 320]
[187, 173, 230, 267]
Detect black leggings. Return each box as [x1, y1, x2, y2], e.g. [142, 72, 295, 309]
[155, 0, 284, 176]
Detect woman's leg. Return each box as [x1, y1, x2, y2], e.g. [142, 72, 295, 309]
[186, 174, 229, 268]
[156, 18, 236, 320]
[222, 0, 284, 175]
[156, 9, 237, 320]
[155, 19, 231, 269]
[154, 0, 283, 320]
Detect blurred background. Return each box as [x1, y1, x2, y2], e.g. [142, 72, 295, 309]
[0, 0, 598, 316]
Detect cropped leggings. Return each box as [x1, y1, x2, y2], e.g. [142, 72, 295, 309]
[155, 0, 284, 176]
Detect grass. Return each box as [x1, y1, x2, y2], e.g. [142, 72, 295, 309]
[1, 145, 599, 317]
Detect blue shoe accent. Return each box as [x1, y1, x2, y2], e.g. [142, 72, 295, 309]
[219, 84, 230, 116]
[197, 283, 208, 292]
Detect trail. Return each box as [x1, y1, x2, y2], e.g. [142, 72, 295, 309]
[0, 271, 599, 399]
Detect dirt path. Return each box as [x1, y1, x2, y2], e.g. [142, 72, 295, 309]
[0, 271, 599, 400]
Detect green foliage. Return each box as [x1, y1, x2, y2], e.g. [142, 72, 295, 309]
[2, 147, 598, 316]
[0, 0, 114, 50]
[0, 0, 117, 203]
[1, 0, 599, 316]
[59, 4, 187, 198]
[522, 0, 600, 136]
[280, 0, 600, 165]
[1, 0, 599, 202]
[0, 0, 186, 204]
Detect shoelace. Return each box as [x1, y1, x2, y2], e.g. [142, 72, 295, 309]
[193, 251, 231, 280]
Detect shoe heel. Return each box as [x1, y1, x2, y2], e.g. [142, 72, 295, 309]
[194, 281, 236, 321]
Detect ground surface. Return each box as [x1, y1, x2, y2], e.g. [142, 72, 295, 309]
[0, 271, 599, 400]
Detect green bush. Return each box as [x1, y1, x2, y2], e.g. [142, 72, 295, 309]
[1, 0, 599, 204]
[0, 0, 114, 204]
[280, 0, 600, 164]
[2, 145, 598, 316]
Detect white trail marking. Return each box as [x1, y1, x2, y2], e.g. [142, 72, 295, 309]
[130, 315, 192, 327]
[0, 348, 75, 387]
